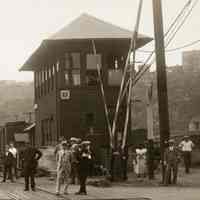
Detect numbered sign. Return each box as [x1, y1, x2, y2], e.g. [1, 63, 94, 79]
[60, 90, 70, 100]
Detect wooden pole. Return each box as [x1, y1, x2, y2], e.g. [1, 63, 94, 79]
[152, 0, 170, 183]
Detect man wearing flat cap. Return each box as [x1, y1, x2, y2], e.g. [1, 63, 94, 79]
[164, 139, 180, 185]
[76, 141, 93, 195]
[179, 135, 194, 174]
[21, 142, 42, 191]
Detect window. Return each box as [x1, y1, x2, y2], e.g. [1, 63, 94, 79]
[64, 52, 81, 86]
[49, 68, 51, 78]
[64, 71, 70, 85]
[86, 113, 95, 127]
[65, 53, 70, 69]
[56, 61, 59, 72]
[86, 54, 101, 70]
[72, 70, 80, 86]
[45, 68, 48, 81]
[41, 70, 44, 83]
[86, 71, 99, 85]
[71, 53, 81, 68]
[52, 64, 55, 75]
[108, 69, 123, 86]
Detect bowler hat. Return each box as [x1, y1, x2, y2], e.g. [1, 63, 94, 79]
[168, 139, 175, 143]
[81, 140, 91, 145]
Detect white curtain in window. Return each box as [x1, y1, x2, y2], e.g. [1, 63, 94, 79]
[72, 70, 80, 85]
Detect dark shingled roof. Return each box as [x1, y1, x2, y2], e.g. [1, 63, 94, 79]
[21, 13, 152, 71]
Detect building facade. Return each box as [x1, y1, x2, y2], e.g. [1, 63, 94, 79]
[21, 14, 151, 148]
[182, 50, 200, 72]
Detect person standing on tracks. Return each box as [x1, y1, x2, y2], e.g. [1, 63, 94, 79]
[164, 139, 180, 185]
[134, 144, 147, 178]
[9, 142, 18, 180]
[70, 137, 79, 184]
[54, 136, 65, 157]
[1, 145, 14, 182]
[56, 141, 72, 196]
[21, 142, 42, 191]
[75, 141, 93, 195]
[179, 135, 194, 174]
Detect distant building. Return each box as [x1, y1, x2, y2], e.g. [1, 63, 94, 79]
[182, 50, 200, 72]
[189, 116, 200, 133]
[20, 14, 151, 150]
[166, 65, 184, 73]
[0, 121, 29, 153]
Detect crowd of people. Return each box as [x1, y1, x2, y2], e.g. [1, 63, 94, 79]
[1, 141, 43, 191]
[132, 135, 195, 185]
[54, 137, 93, 196]
[0, 134, 196, 194]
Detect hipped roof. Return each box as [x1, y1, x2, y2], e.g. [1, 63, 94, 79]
[21, 13, 152, 71]
[50, 13, 146, 40]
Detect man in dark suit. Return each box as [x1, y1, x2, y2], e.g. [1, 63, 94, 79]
[75, 141, 93, 195]
[22, 142, 42, 191]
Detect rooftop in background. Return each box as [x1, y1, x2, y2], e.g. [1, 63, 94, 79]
[20, 13, 152, 71]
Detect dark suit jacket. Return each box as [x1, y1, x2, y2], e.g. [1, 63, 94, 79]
[3, 151, 14, 166]
[22, 146, 42, 170]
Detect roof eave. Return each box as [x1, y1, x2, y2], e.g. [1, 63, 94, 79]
[20, 36, 152, 71]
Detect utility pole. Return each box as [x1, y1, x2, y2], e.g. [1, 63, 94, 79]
[152, 0, 170, 182]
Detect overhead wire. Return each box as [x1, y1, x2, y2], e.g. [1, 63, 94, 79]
[165, 0, 199, 46]
[132, 0, 199, 87]
[134, 0, 193, 71]
[119, 0, 194, 103]
[138, 39, 200, 53]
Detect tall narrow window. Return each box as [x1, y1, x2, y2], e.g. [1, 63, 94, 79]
[86, 54, 101, 86]
[72, 70, 80, 86]
[71, 53, 81, 68]
[65, 53, 70, 69]
[56, 61, 60, 72]
[65, 72, 70, 85]
[64, 52, 81, 86]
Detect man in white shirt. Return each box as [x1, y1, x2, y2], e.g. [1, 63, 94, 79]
[9, 142, 18, 179]
[179, 136, 194, 173]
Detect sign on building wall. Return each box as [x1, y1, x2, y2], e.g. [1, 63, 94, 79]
[60, 90, 70, 100]
[14, 133, 29, 142]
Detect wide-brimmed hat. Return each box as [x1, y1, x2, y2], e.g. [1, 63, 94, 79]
[70, 137, 79, 142]
[61, 140, 69, 146]
[81, 140, 91, 145]
[168, 139, 175, 144]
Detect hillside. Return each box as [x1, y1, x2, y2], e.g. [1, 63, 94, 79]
[132, 66, 200, 135]
[0, 81, 34, 125]
[0, 67, 199, 136]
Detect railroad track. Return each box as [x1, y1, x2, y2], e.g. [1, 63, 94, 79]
[6, 190, 68, 200]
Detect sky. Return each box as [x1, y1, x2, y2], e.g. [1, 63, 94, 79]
[0, 0, 200, 81]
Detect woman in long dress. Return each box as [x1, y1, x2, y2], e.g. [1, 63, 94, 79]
[134, 144, 147, 178]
